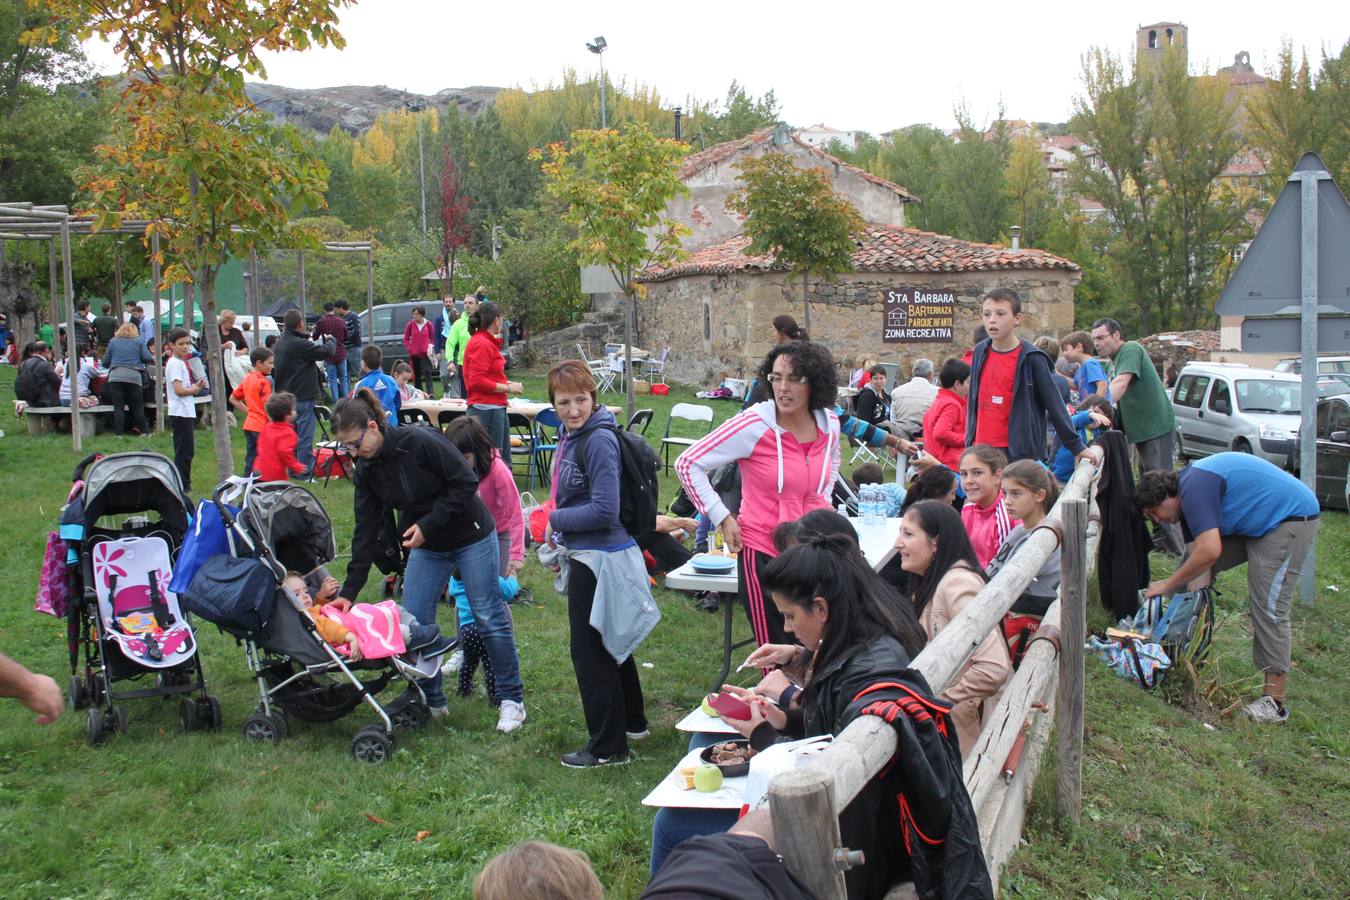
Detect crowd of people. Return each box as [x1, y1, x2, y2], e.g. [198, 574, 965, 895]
[5, 283, 1325, 899]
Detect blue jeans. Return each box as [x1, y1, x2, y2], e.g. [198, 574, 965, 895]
[325, 361, 350, 403]
[469, 404, 510, 462]
[400, 533, 523, 708]
[243, 429, 259, 475]
[649, 731, 737, 877]
[294, 400, 316, 474]
[345, 352, 361, 385]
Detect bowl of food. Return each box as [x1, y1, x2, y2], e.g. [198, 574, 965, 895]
[699, 738, 758, 777]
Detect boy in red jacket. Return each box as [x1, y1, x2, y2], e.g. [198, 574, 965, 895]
[255, 391, 306, 482]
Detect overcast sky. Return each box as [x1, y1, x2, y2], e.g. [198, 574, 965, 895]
[81, 2, 1350, 135]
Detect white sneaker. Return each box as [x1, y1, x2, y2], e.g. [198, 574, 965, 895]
[441, 649, 464, 675]
[496, 699, 526, 733]
[428, 704, 450, 719]
[1243, 695, 1289, 724]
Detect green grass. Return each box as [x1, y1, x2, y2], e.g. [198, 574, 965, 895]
[1, 365, 1347, 898]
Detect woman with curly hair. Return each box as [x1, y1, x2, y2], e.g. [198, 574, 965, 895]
[677, 341, 842, 647]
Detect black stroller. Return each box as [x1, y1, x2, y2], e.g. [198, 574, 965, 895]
[192, 478, 439, 763]
[62, 452, 221, 745]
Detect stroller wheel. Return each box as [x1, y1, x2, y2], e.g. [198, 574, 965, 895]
[112, 706, 129, 734]
[69, 675, 88, 711]
[199, 696, 223, 731]
[392, 701, 429, 731]
[85, 672, 106, 706]
[243, 711, 286, 744]
[179, 698, 199, 733]
[350, 724, 395, 764]
[86, 707, 105, 746]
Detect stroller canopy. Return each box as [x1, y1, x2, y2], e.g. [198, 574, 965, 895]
[82, 452, 191, 537]
[239, 482, 336, 576]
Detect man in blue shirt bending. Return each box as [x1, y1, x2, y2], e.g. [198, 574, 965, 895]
[1133, 453, 1320, 724]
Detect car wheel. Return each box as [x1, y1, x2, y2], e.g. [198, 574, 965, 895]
[1234, 438, 1253, 454]
[1174, 430, 1189, 462]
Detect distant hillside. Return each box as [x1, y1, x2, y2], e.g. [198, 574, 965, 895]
[243, 83, 503, 135]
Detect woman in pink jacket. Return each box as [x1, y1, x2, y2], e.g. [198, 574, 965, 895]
[677, 341, 841, 647]
[894, 499, 1012, 757]
[445, 416, 525, 578]
[402, 305, 435, 397]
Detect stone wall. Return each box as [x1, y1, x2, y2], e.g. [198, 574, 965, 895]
[637, 269, 1079, 385]
[666, 142, 908, 252]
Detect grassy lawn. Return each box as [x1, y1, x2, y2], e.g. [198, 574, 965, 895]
[1, 364, 1346, 897]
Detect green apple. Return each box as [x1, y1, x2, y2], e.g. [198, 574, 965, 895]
[694, 763, 724, 792]
[700, 695, 717, 717]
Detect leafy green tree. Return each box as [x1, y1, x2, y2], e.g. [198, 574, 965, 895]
[258, 216, 374, 310]
[938, 104, 1011, 243]
[872, 125, 957, 234]
[695, 81, 781, 145]
[478, 205, 585, 334]
[726, 152, 865, 336]
[1004, 135, 1059, 249]
[535, 123, 690, 416]
[1245, 42, 1319, 198]
[1071, 45, 1247, 333]
[31, 0, 346, 477]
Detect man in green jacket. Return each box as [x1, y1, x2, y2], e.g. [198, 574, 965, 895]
[445, 293, 477, 399]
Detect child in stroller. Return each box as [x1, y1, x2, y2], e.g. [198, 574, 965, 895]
[284, 570, 453, 661]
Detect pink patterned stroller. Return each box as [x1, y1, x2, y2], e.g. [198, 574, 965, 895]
[63, 452, 221, 744]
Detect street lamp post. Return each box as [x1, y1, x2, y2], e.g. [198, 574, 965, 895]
[586, 36, 608, 129]
[404, 95, 428, 239]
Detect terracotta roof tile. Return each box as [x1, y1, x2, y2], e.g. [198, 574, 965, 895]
[678, 128, 918, 203]
[639, 224, 1079, 283]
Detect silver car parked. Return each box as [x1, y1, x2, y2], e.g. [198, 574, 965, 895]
[1172, 364, 1304, 469]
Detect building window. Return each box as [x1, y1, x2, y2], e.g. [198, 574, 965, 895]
[1148, 30, 1158, 49]
[703, 301, 711, 341]
[1166, 28, 1174, 45]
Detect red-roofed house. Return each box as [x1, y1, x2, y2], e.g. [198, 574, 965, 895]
[635, 224, 1082, 381]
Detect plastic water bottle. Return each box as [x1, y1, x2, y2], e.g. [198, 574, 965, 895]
[862, 486, 878, 526]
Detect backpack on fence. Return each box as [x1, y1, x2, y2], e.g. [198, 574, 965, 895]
[574, 425, 660, 538]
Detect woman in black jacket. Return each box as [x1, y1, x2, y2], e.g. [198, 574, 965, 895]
[332, 388, 527, 733]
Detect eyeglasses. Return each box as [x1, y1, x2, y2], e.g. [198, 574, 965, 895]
[767, 373, 808, 385]
[338, 428, 369, 453]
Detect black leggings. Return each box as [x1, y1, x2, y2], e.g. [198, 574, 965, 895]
[411, 354, 434, 396]
[567, 559, 646, 757]
[170, 415, 195, 492]
[106, 380, 147, 435]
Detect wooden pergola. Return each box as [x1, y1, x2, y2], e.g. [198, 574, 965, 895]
[0, 204, 375, 452]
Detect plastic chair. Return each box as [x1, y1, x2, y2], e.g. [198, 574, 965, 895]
[529, 407, 563, 492]
[626, 408, 654, 435]
[577, 343, 616, 393]
[640, 347, 670, 384]
[660, 402, 715, 473]
[508, 411, 534, 476]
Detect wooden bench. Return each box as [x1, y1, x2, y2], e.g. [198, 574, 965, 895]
[22, 396, 213, 436]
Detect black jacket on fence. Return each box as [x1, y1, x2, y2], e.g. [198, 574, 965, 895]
[750, 639, 993, 900]
[1093, 429, 1150, 620]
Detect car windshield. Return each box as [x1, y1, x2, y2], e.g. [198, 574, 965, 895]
[1235, 380, 1301, 414]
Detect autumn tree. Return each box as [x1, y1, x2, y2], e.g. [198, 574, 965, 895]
[1247, 38, 1350, 194]
[535, 123, 689, 416]
[437, 145, 473, 294]
[1004, 135, 1058, 248]
[727, 152, 864, 336]
[29, 0, 346, 478]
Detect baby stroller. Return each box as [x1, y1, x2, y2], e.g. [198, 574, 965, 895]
[191, 478, 440, 764]
[63, 452, 221, 745]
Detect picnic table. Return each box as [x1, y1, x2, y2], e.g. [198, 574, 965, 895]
[665, 517, 902, 690]
[21, 395, 212, 436]
[400, 397, 622, 427]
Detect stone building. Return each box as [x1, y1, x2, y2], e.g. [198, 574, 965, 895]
[668, 126, 916, 252]
[637, 225, 1080, 384]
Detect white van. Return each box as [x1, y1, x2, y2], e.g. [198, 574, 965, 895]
[1172, 363, 1303, 469]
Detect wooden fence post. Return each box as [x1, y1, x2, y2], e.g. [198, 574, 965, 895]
[770, 769, 848, 900]
[1055, 497, 1087, 822]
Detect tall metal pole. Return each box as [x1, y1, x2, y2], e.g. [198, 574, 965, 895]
[1296, 168, 1321, 605]
[365, 248, 374, 311]
[60, 218, 81, 452]
[112, 239, 123, 319]
[418, 113, 427, 238]
[152, 231, 165, 433]
[250, 247, 261, 343]
[298, 249, 307, 318]
[598, 52, 607, 129]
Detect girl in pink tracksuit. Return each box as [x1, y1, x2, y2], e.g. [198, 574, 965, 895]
[677, 341, 841, 647]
